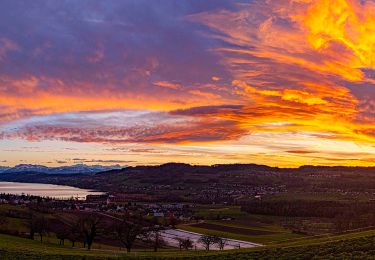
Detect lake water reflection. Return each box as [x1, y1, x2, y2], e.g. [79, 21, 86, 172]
[0, 181, 103, 200]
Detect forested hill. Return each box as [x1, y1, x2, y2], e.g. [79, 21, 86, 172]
[0, 163, 280, 190]
[1, 163, 375, 195]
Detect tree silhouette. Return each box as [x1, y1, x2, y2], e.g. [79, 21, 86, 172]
[29, 214, 49, 242]
[78, 214, 101, 250]
[198, 234, 219, 250]
[145, 227, 165, 252]
[216, 237, 228, 250]
[113, 217, 146, 253]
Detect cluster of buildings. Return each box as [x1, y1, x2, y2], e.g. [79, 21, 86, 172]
[85, 193, 194, 220]
[0, 192, 195, 222]
[0, 193, 50, 205]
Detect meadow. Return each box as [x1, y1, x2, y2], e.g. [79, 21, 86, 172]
[177, 205, 305, 244]
[3, 227, 375, 259]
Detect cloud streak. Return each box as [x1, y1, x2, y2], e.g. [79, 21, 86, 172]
[0, 0, 374, 166]
[188, 0, 375, 144]
[0, 110, 246, 144]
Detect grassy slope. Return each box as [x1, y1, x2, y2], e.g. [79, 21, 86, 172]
[0, 233, 120, 259]
[3, 228, 375, 259]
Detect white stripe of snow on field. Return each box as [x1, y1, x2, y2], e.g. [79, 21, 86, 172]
[160, 229, 263, 250]
[97, 213, 262, 250]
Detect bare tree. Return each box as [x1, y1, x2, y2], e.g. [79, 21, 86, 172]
[55, 225, 70, 246]
[113, 217, 146, 253]
[78, 214, 101, 250]
[198, 234, 219, 251]
[175, 237, 184, 251]
[174, 237, 194, 251]
[216, 237, 228, 250]
[182, 238, 194, 250]
[146, 227, 165, 252]
[48, 219, 71, 246]
[68, 221, 82, 247]
[29, 215, 49, 242]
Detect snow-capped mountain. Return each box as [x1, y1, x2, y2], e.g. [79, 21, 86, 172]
[1, 164, 124, 174]
[3, 164, 49, 173]
[0, 166, 11, 173]
[49, 164, 124, 174]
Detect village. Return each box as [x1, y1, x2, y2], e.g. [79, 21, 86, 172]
[0, 192, 263, 252]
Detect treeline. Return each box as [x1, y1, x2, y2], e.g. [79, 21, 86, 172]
[26, 212, 173, 252]
[241, 200, 375, 218]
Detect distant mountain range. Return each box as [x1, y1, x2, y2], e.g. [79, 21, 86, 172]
[0, 166, 10, 173]
[0, 164, 125, 174]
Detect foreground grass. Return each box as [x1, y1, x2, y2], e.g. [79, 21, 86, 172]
[3, 228, 375, 259]
[0, 233, 120, 259]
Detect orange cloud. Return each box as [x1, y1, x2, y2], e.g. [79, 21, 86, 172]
[188, 0, 375, 148]
[1, 0, 375, 167]
[0, 76, 229, 124]
[292, 0, 375, 81]
[153, 81, 181, 90]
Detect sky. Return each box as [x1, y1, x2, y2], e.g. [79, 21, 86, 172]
[1, 0, 375, 167]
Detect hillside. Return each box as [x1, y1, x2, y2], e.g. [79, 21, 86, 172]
[2, 163, 375, 201]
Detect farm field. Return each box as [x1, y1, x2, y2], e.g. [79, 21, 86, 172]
[178, 224, 302, 244]
[190, 223, 276, 236]
[180, 205, 305, 244]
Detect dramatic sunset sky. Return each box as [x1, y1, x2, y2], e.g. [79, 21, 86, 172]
[1, 0, 375, 167]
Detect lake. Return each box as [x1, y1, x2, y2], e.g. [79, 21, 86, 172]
[0, 181, 103, 200]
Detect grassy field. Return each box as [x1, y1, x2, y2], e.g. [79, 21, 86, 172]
[180, 205, 305, 244]
[177, 224, 302, 244]
[3, 204, 375, 259]
[3, 227, 375, 259]
[0, 233, 118, 259]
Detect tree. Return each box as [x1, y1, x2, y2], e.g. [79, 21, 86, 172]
[48, 218, 71, 246]
[146, 227, 165, 252]
[55, 224, 70, 246]
[198, 234, 219, 251]
[216, 237, 228, 250]
[78, 214, 101, 250]
[113, 217, 146, 253]
[68, 221, 82, 247]
[175, 237, 184, 251]
[29, 215, 49, 242]
[175, 237, 194, 251]
[182, 238, 194, 250]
